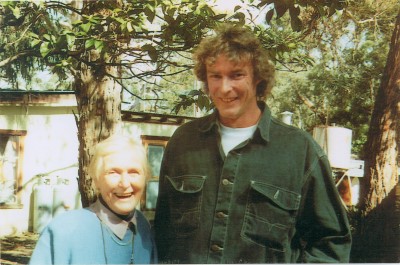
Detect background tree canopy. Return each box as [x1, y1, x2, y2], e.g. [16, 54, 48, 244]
[0, 0, 397, 170]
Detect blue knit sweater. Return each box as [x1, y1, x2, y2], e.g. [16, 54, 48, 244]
[29, 202, 157, 264]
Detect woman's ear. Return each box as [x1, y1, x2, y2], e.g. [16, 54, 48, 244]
[92, 176, 100, 194]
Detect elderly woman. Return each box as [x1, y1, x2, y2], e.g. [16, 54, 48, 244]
[29, 135, 157, 264]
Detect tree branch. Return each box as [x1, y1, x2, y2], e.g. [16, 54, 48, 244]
[0, 50, 38, 67]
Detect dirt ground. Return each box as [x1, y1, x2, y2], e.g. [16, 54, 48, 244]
[0, 233, 38, 265]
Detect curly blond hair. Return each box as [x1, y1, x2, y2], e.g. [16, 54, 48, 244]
[193, 23, 275, 100]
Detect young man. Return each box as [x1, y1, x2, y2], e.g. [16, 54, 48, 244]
[30, 135, 157, 264]
[154, 24, 351, 263]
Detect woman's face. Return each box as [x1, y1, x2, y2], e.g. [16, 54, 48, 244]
[96, 150, 146, 215]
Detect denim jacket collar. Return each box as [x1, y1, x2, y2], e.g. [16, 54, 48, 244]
[198, 101, 271, 143]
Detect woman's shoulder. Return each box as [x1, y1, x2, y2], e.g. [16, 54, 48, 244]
[46, 208, 98, 233]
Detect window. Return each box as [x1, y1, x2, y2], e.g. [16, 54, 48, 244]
[0, 130, 26, 208]
[140, 135, 168, 212]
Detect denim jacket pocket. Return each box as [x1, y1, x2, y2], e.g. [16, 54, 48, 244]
[166, 175, 206, 237]
[242, 180, 301, 251]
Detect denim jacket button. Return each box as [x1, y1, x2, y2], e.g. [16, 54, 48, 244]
[211, 244, 223, 252]
[222, 179, 231, 185]
[216, 211, 227, 218]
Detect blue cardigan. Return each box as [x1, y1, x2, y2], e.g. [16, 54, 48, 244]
[29, 204, 157, 264]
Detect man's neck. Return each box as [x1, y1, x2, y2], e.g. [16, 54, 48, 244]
[218, 106, 261, 128]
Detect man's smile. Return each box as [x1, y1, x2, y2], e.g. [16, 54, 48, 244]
[220, 97, 238, 103]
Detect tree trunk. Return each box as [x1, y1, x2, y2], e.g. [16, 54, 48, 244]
[74, 1, 123, 207]
[75, 67, 122, 207]
[352, 10, 400, 263]
[361, 11, 400, 217]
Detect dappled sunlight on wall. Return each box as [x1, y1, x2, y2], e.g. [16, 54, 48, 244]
[0, 106, 81, 236]
[24, 114, 78, 177]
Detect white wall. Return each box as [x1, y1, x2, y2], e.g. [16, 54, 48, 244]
[0, 106, 80, 236]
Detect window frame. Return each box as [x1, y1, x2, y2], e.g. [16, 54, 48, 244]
[140, 135, 169, 213]
[0, 129, 27, 209]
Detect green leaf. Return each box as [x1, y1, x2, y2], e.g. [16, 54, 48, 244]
[43, 34, 51, 41]
[66, 34, 76, 48]
[72, 20, 82, 26]
[127, 21, 134, 33]
[142, 44, 157, 62]
[144, 6, 155, 22]
[11, 6, 21, 19]
[40, 42, 50, 57]
[31, 39, 41, 48]
[114, 17, 125, 24]
[197, 94, 207, 110]
[188, 90, 200, 96]
[28, 32, 39, 39]
[80, 23, 91, 33]
[85, 39, 95, 49]
[233, 12, 246, 24]
[213, 14, 226, 20]
[94, 40, 104, 51]
[60, 59, 70, 67]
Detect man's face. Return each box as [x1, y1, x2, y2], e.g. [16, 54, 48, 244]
[206, 54, 260, 128]
[96, 150, 146, 215]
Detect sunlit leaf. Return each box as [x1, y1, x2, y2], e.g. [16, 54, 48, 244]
[40, 42, 50, 57]
[66, 34, 76, 48]
[11, 6, 21, 19]
[80, 23, 91, 33]
[31, 39, 41, 47]
[127, 21, 134, 32]
[43, 34, 51, 41]
[85, 39, 94, 49]
[94, 40, 103, 51]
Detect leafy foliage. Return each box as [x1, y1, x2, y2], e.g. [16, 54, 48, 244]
[268, 0, 398, 157]
[0, 0, 348, 106]
[1, 0, 397, 159]
[0, 0, 224, 91]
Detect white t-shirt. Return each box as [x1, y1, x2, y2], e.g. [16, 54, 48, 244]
[219, 122, 258, 156]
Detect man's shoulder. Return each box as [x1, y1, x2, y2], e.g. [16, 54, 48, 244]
[270, 117, 310, 137]
[269, 117, 326, 156]
[173, 114, 214, 135]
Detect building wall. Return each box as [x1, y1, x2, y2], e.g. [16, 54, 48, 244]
[0, 104, 180, 236]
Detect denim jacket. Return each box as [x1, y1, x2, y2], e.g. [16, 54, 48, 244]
[154, 103, 351, 263]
